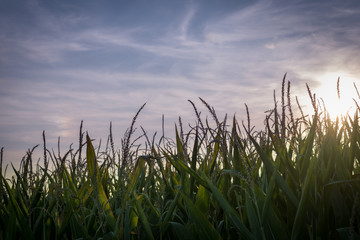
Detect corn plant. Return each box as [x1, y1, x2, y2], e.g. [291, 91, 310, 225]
[1, 75, 359, 239]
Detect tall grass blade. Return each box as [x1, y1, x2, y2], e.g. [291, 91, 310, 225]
[86, 134, 116, 230]
[202, 174, 255, 240]
[181, 189, 222, 240]
[133, 192, 155, 240]
[248, 134, 299, 207]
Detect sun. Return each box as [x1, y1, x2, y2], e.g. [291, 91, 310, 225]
[314, 72, 359, 120]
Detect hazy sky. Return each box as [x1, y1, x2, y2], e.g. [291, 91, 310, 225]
[1, 0, 360, 166]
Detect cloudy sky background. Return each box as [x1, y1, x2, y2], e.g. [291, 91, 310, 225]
[1, 0, 360, 168]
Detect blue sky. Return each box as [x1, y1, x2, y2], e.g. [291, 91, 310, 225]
[1, 0, 360, 167]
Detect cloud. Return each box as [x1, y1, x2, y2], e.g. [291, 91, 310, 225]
[1, 0, 360, 169]
[265, 44, 275, 49]
[177, 5, 198, 42]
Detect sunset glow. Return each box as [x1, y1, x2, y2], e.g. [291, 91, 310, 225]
[314, 73, 359, 120]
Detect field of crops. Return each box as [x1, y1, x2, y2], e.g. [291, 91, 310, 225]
[1, 78, 360, 239]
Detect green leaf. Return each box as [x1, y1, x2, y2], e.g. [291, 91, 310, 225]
[163, 148, 209, 190]
[336, 227, 360, 240]
[190, 128, 199, 199]
[202, 174, 255, 240]
[291, 156, 316, 240]
[245, 192, 264, 240]
[248, 134, 299, 208]
[86, 134, 116, 230]
[2, 174, 35, 240]
[169, 222, 195, 240]
[195, 184, 210, 216]
[181, 189, 222, 240]
[133, 193, 155, 240]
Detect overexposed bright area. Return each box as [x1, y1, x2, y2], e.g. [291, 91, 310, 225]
[314, 72, 359, 120]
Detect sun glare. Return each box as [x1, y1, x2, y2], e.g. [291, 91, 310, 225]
[314, 72, 359, 120]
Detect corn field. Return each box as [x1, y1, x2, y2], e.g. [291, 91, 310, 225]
[1, 77, 360, 239]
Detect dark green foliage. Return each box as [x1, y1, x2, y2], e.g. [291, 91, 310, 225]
[1, 79, 360, 239]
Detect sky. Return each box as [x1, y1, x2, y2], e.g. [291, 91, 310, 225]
[1, 0, 360, 169]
